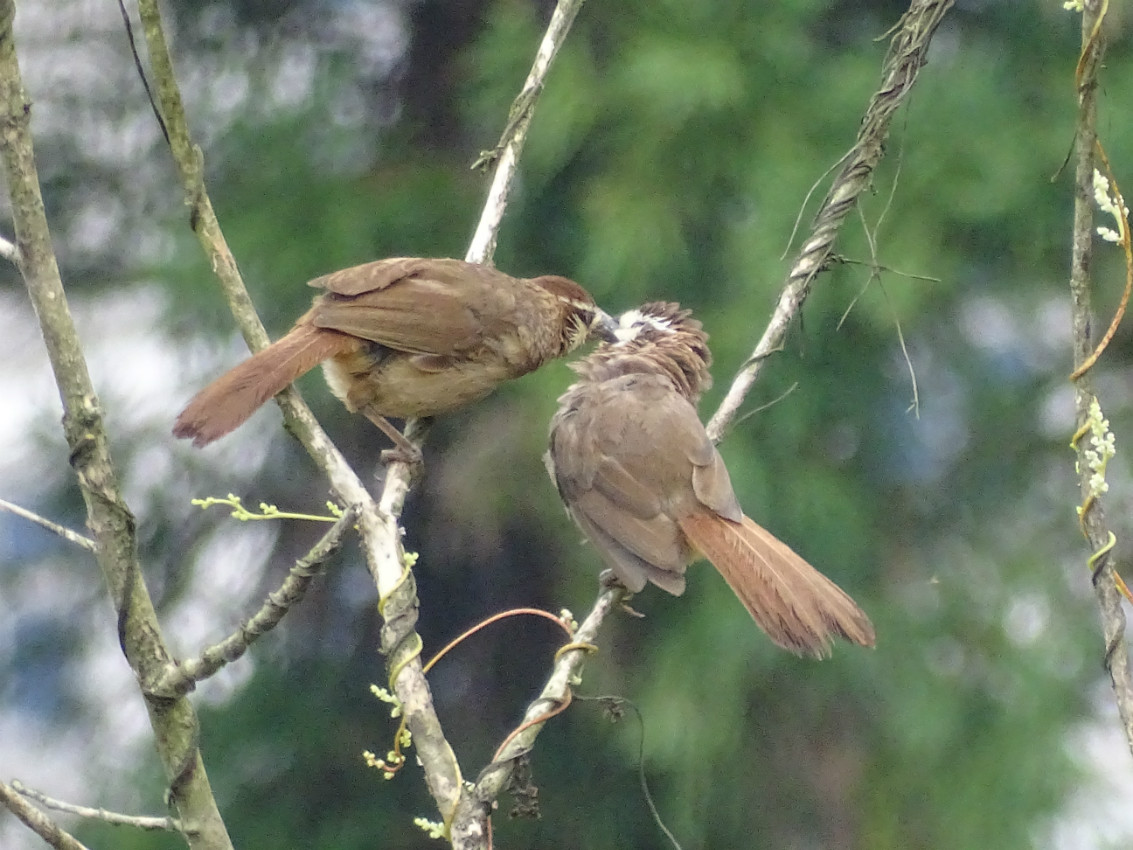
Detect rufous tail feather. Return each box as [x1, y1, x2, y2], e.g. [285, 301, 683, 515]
[677, 512, 875, 658]
[173, 325, 350, 447]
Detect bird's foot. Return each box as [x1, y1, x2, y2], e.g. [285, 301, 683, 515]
[380, 443, 424, 470]
[598, 568, 624, 590]
[597, 570, 644, 617]
[365, 412, 424, 471]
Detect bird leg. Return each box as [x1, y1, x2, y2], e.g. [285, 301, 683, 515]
[363, 411, 424, 468]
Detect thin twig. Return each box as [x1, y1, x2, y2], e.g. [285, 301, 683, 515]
[706, 0, 955, 443]
[836, 257, 941, 283]
[780, 153, 850, 261]
[148, 504, 360, 698]
[1065, 0, 1133, 755]
[0, 497, 97, 552]
[114, 0, 168, 145]
[10, 781, 181, 833]
[574, 696, 683, 850]
[466, 0, 587, 264]
[731, 381, 799, 430]
[0, 780, 90, 850]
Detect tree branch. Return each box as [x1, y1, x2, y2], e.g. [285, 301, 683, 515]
[374, 0, 590, 831]
[9, 780, 181, 833]
[149, 505, 360, 698]
[447, 2, 959, 842]
[0, 780, 90, 850]
[449, 586, 622, 848]
[706, 0, 956, 442]
[0, 4, 233, 847]
[134, 0, 264, 350]
[0, 497, 96, 552]
[132, 0, 465, 818]
[467, 0, 588, 263]
[1065, 0, 1133, 755]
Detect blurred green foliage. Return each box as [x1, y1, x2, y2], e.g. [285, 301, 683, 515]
[10, 0, 1133, 848]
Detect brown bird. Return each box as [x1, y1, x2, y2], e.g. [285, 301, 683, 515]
[174, 257, 614, 457]
[545, 302, 875, 657]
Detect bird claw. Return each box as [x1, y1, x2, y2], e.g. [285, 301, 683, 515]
[598, 568, 623, 590]
[617, 601, 646, 619]
[380, 443, 424, 470]
[596, 570, 645, 617]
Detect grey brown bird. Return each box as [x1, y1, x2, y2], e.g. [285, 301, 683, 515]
[174, 257, 614, 456]
[545, 302, 875, 657]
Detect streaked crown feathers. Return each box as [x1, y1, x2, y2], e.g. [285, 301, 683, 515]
[574, 301, 713, 400]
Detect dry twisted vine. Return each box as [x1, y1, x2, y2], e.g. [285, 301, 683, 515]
[707, 0, 955, 443]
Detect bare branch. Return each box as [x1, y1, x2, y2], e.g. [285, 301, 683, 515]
[149, 504, 360, 698]
[132, 0, 344, 467]
[467, 0, 588, 263]
[0, 780, 90, 850]
[10, 781, 181, 833]
[1065, 0, 1133, 755]
[452, 2, 951, 840]
[0, 497, 96, 552]
[135, 0, 266, 351]
[706, 0, 955, 442]
[0, 5, 234, 846]
[450, 586, 623, 848]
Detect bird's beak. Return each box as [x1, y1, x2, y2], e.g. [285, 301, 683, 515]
[591, 309, 620, 343]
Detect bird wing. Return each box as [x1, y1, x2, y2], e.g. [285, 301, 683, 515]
[548, 373, 740, 591]
[308, 259, 513, 357]
[308, 257, 440, 296]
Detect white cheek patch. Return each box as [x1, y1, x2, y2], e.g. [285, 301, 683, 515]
[614, 308, 674, 342]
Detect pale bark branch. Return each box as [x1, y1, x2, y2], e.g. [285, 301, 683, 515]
[447, 2, 959, 843]
[0, 2, 233, 846]
[0, 497, 96, 552]
[467, 0, 587, 263]
[134, 0, 265, 349]
[9, 780, 181, 833]
[380, 1, 593, 834]
[0, 781, 90, 850]
[449, 1, 958, 841]
[1065, 0, 1133, 755]
[707, 0, 956, 442]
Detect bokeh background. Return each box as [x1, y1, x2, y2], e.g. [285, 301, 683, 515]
[4, 0, 1133, 848]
